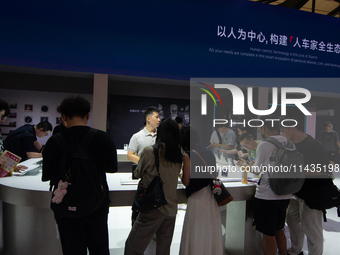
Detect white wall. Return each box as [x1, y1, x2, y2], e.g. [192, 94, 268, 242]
[0, 89, 93, 145]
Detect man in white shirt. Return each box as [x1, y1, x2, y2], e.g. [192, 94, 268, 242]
[250, 115, 292, 255]
[127, 106, 160, 164]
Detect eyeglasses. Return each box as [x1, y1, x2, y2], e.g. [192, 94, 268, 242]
[0, 115, 7, 120]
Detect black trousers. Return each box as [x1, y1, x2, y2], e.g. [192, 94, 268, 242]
[55, 204, 110, 255]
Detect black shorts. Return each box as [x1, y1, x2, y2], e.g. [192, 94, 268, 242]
[325, 151, 335, 162]
[253, 198, 290, 236]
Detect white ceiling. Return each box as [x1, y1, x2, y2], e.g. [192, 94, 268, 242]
[250, 0, 340, 17]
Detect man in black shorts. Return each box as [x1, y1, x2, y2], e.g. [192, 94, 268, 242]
[243, 115, 291, 255]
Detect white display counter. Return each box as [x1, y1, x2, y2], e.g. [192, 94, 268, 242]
[0, 170, 260, 255]
[117, 149, 129, 162]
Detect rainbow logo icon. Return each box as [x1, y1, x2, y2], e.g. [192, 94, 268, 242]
[197, 82, 223, 106]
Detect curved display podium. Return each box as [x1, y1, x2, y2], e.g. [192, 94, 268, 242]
[0, 171, 259, 255]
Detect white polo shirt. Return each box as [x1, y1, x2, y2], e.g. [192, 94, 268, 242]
[127, 128, 157, 156]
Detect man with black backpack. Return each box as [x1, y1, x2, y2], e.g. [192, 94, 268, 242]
[247, 115, 293, 255]
[281, 119, 331, 255]
[42, 96, 118, 255]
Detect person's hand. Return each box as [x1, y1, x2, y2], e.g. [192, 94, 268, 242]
[212, 143, 220, 148]
[238, 151, 244, 157]
[13, 165, 28, 173]
[237, 159, 246, 167]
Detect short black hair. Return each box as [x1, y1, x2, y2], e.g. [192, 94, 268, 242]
[57, 96, 91, 119]
[0, 98, 10, 117]
[260, 114, 280, 132]
[36, 121, 53, 132]
[324, 121, 332, 128]
[143, 106, 159, 120]
[175, 116, 183, 124]
[238, 133, 252, 143]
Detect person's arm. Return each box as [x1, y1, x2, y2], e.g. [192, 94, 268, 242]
[34, 140, 43, 152]
[127, 150, 139, 164]
[22, 136, 41, 158]
[127, 134, 140, 163]
[220, 148, 238, 154]
[42, 138, 57, 181]
[335, 132, 340, 154]
[26, 151, 43, 158]
[215, 144, 233, 149]
[181, 153, 191, 187]
[104, 133, 118, 173]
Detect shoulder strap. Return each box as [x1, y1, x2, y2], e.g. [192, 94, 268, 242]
[153, 145, 160, 175]
[264, 137, 295, 150]
[216, 130, 222, 144]
[80, 128, 97, 148]
[264, 137, 284, 148]
[192, 149, 215, 179]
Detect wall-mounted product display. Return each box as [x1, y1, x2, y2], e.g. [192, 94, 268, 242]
[24, 104, 33, 112]
[40, 117, 48, 122]
[9, 103, 17, 109]
[24, 116, 32, 123]
[0, 89, 93, 144]
[56, 117, 62, 125]
[41, 105, 48, 113]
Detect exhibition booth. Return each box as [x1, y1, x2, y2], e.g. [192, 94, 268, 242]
[0, 153, 259, 255]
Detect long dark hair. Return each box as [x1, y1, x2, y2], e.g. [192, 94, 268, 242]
[156, 118, 182, 164]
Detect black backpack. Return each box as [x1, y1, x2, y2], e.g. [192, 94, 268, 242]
[50, 129, 106, 218]
[304, 179, 340, 222]
[265, 137, 305, 196]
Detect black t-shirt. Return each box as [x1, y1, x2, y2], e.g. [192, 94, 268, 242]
[294, 134, 331, 199]
[319, 130, 339, 152]
[52, 124, 67, 136]
[186, 146, 216, 198]
[42, 126, 118, 204]
[3, 124, 37, 161]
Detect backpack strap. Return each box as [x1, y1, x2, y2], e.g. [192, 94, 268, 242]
[216, 130, 223, 145]
[192, 149, 216, 179]
[51, 129, 97, 189]
[265, 137, 295, 151]
[80, 128, 97, 148]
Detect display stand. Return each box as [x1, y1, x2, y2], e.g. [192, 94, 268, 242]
[0, 170, 260, 255]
